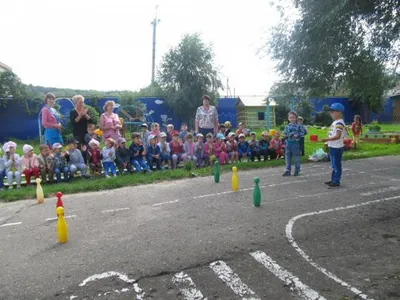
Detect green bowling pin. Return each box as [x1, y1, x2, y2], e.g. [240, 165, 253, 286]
[214, 161, 220, 183]
[253, 177, 261, 207]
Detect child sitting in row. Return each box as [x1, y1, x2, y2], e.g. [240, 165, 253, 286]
[21, 144, 39, 186]
[195, 133, 205, 167]
[116, 138, 133, 173]
[87, 139, 102, 176]
[53, 143, 69, 182]
[147, 135, 161, 170]
[226, 132, 239, 163]
[183, 133, 197, 164]
[158, 132, 171, 169]
[3, 142, 21, 189]
[66, 139, 87, 178]
[102, 138, 117, 177]
[130, 132, 151, 173]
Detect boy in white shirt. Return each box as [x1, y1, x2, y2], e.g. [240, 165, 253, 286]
[321, 103, 346, 189]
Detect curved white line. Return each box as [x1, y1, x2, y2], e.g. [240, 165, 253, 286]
[286, 195, 400, 300]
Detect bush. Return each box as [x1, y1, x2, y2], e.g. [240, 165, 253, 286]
[183, 160, 195, 172]
[368, 120, 381, 132]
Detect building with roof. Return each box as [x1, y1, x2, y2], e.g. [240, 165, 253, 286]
[236, 95, 277, 129]
[0, 62, 12, 73]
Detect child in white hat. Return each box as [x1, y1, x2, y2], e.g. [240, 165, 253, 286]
[21, 144, 39, 186]
[87, 138, 102, 176]
[3, 141, 21, 189]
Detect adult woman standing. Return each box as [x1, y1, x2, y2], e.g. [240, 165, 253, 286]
[195, 95, 219, 137]
[99, 100, 121, 142]
[70, 95, 91, 147]
[41, 93, 63, 146]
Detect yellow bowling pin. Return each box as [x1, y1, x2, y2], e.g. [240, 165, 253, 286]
[232, 166, 239, 192]
[36, 178, 44, 204]
[56, 207, 68, 243]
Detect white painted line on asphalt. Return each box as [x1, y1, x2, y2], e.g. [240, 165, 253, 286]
[45, 215, 77, 221]
[0, 222, 22, 227]
[286, 195, 400, 300]
[250, 251, 326, 300]
[102, 207, 130, 213]
[172, 272, 207, 300]
[77, 271, 145, 300]
[209, 260, 260, 300]
[360, 186, 400, 196]
[153, 200, 180, 207]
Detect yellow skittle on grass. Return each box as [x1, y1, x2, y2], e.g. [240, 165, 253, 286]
[56, 206, 68, 244]
[35, 178, 44, 204]
[232, 166, 238, 192]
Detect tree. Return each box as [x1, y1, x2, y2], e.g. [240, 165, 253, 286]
[157, 33, 223, 121]
[268, 0, 400, 111]
[0, 71, 27, 99]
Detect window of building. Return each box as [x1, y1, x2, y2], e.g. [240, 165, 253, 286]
[258, 112, 265, 121]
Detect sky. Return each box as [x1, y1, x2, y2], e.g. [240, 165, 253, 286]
[0, 0, 282, 96]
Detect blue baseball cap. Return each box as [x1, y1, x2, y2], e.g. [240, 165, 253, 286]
[328, 103, 345, 113]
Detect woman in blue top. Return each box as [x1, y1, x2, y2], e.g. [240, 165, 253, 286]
[41, 93, 63, 147]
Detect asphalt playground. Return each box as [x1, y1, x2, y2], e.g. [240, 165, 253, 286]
[1, 156, 400, 300]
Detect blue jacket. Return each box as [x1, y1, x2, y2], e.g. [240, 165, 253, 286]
[146, 144, 161, 160]
[129, 143, 145, 160]
[238, 141, 249, 153]
[283, 123, 306, 143]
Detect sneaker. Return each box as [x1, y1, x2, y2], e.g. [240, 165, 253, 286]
[294, 171, 300, 176]
[105, 175, 111, 178]
[327, 182, 340, 189]
[324, 180, 332, 185]
[8, 186, 13, 190]
[17, 185, 21, 189]
[282, 171, 291, 176]
[113, 174, 117, 177]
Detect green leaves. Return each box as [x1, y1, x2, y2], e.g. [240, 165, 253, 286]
[268, 0, 400, 111]
[157, 33, 222, 121]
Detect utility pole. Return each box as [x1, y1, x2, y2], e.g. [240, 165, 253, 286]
[151, 5, 160, 85]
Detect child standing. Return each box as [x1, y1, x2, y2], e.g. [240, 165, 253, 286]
[183, 133, 197, 164]
[116, 138, 133, 174]
[130, 132, 151, 173]
[84, 123, 99, 146]
[147, 134, 161, 170]
[214, 133, 229, 164]
[298, 116, 307, 156]
[169, 131, 183, 169]
[179, 123, 189, 142]
[158, 132, 171, 169]
[21, 144, 39, 186]
[248, 132, 261, 162]
[283, 112, 305, 176]
[102, 138, 117, 177]
[237, 134, 249, 161]
[204, 132, 215, 166]
[37, 144, 55, 182]
[53, 143, 69, 182]
[3, 141, 21, 189]
[351, 115, 362, 149]
[194, 133, 205, 167]
[87, 139, 102, 176]
[322, 103, 346, 188]
[270, 132, 283, 159]
[226, 132, 239, 163]
[66, 139, 87, 177]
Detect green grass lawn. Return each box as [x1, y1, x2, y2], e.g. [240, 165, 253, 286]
[1, 124, 400, 202]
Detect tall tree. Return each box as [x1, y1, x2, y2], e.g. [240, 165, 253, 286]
[268, 0, 400, 111]
[157, 33, 223, 121]
[0, 70, 27, 99]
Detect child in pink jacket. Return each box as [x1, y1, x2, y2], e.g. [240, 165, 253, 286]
[214, 133, 229, 164]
